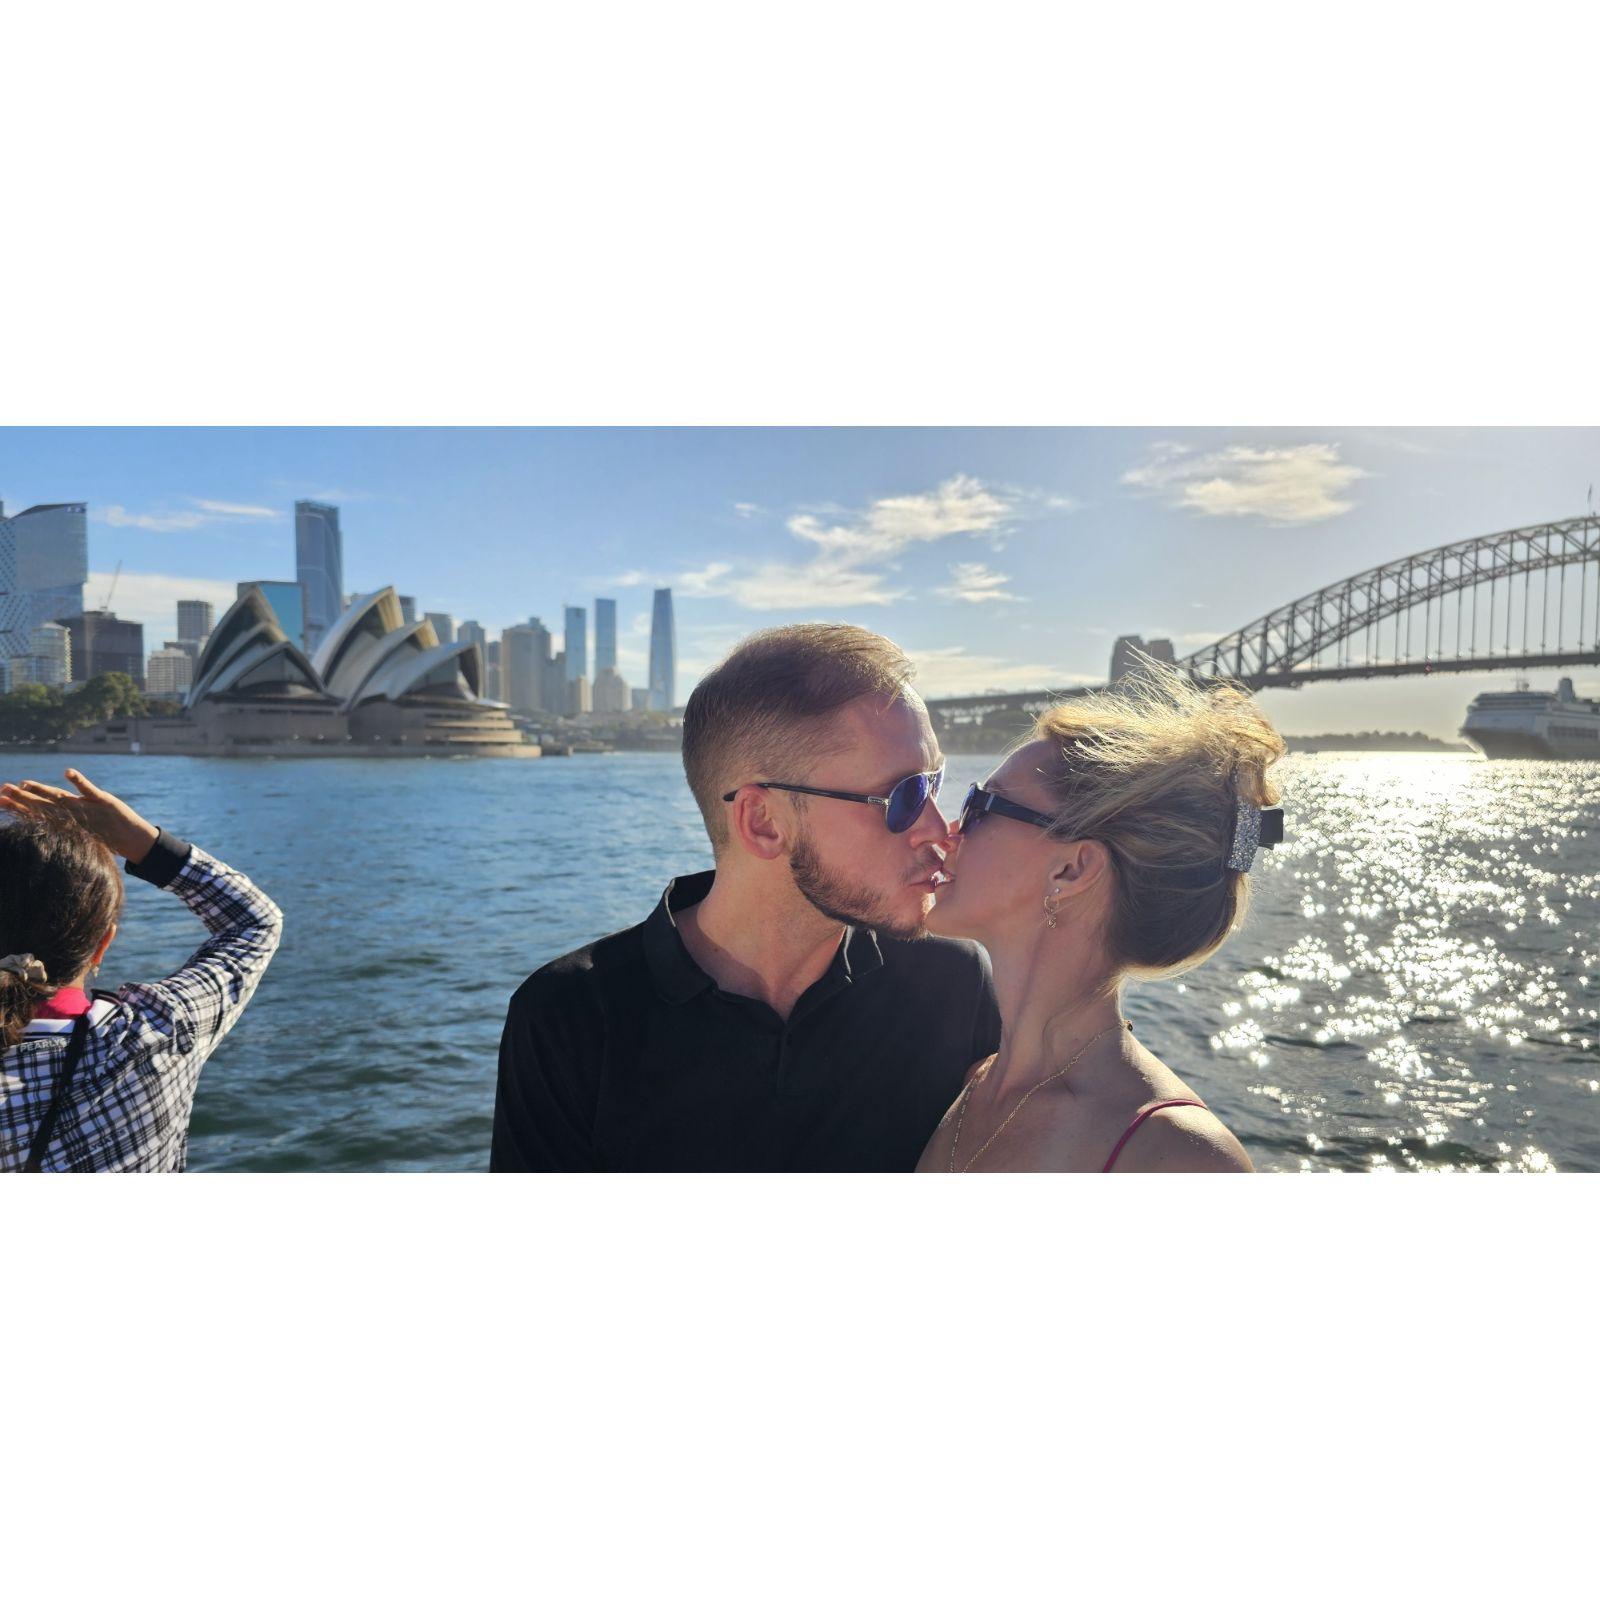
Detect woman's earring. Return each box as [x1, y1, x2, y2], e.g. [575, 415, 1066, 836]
[1044, 892, 1060, 930]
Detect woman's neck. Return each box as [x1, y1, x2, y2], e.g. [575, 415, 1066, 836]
[987, 930, 1123, 1088]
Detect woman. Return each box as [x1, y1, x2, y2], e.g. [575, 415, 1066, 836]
[0, 768, 283, 1172]
[918, 668, 1284, 1173]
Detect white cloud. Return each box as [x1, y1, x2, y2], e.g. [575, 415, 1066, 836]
[191, 498, 278, 518]
[733, 502, 761, 518]
[908, 644, 1098, 699]
[593, 474, 1072, 627]
[101, 498, 285, 533]
[87, 569, 240, 640]
[1122, 442, 1367, 525]
[103, 505, 209, 532]
[787, 473, 1013, 562]
[684, 560, 906, 610]
[937, 561, 1022, 605]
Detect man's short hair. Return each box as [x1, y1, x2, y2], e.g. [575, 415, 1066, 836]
[682, 623, 918, 852]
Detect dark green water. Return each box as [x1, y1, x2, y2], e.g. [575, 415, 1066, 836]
[14, 750, 1596, 1171]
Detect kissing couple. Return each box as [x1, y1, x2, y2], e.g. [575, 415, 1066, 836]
[493, 622, 1285, 1173]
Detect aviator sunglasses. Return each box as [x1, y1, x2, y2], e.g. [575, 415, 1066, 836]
[722, 764, 945, 834]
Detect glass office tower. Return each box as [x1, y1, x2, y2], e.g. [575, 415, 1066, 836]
[295, 501, 344, 656]
[594, 597, 617, 674]
[564, 605, 587, 683]
[0, 502, 88, 658]
[648, 587, 676, 712]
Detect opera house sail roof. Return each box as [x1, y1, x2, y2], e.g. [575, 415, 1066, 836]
[71, 582, 530, 756]
[188, 585, 331, 707]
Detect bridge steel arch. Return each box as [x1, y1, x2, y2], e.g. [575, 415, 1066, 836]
[926, 513, 1600, 717]
[1181, 513, 1600, 690]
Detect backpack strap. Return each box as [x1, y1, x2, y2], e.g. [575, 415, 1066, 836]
[23, 1011, 92, 1173]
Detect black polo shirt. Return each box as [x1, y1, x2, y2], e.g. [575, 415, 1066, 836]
[490, 870, 1002, 1172]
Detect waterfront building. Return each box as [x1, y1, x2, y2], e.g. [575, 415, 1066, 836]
[484, 638, 502, 702]
[425, 611, 456, 645]
[593, 665, 629, 713]
[568, 675, 591, 716]
[502, 620, 553, 714]
[0, 502, 88, 661]
[564, 605, 587, 683]
[61, 610, 145, 686]
[1109, 634, 1177, 682]
[236, 581, 306, 650]
[547, 649, 567, 711]
[631, 686, 651, 712]
[594, 598, 617, 674]
[176, 599, 215, 647]
[60, 585, 532, 758]
[31, 621, 72, 686]
[147, 646, 195, 698]
[649, 587, 676, 711]
[7, 622, 73, 688]
[295, 500, 345, 656]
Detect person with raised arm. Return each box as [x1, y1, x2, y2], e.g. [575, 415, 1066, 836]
[0, 769, 283, 1173]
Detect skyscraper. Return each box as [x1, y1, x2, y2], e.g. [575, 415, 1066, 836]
[61, 610, 145, 686]
[425, 612, 456, 645]
[7, 621, 73, 688]
[594, 598, 617, 674]
[177, 599, 215, 646]
[295, 501, 344, 656]
[502, 618, 554, 714]
[649, 588, 676, 712]
[564, 605, 587, 683]
[0, 502, 88, 661]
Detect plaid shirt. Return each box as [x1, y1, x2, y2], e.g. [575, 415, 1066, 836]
[0, 830, 283, 1172]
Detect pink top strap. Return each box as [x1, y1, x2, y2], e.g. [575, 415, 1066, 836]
[1102, 1099, 1208, 1172]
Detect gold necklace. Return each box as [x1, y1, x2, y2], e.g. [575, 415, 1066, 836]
[948, 1019, 1133, 1172]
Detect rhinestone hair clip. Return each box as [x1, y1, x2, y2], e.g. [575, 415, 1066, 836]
[1226, 800, 1285, 872]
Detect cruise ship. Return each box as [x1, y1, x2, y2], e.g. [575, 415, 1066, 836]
[1461, 677, 1600, 759]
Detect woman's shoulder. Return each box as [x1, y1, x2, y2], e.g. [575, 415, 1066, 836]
[1089, 1039, 1252, 1172]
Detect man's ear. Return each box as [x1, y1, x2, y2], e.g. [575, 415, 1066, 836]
[724, 786, 792, 862]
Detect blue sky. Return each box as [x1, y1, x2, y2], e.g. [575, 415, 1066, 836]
[3, 426, 1598, 736]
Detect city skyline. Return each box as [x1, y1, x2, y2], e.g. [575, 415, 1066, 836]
[5, 428, 1600, 735]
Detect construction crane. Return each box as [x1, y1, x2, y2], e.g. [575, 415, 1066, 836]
[100, 560, 122, 613]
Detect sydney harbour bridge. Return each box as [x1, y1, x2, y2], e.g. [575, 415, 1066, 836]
[925, 512, 1600, 719]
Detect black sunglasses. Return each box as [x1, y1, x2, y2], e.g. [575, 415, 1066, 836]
[722, 765, 945, 834]
[956, 781, 1055, 833]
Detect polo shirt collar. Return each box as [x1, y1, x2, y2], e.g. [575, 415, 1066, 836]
[644, 870, 885, 1006]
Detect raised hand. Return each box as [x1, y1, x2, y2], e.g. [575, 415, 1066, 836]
[0, 768, 160, 864]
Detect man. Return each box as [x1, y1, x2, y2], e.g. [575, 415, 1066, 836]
[490, 623, 1001, 1171]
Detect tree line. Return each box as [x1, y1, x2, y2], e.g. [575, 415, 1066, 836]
[0, 673, 182, 745]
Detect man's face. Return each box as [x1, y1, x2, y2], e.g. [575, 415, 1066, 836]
[783, 693, 951, 940]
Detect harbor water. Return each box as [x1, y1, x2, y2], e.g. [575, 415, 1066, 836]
[15, 749, 1597, 1172]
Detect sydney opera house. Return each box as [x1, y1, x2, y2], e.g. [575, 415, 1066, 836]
[60, 585, 534, 757]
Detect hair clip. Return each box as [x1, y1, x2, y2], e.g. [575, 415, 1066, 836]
[1226, 802, 1284, 872]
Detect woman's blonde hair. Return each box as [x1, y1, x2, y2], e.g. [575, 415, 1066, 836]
[1027, 662, 1284, 979]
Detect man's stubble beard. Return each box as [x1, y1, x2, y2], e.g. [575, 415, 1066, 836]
[788, 831, 930, 942]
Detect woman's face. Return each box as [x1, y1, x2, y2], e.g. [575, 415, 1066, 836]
[926, 739, 1063, 941]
